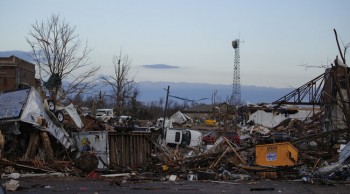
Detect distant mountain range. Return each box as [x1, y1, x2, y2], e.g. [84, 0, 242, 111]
[0, 50, 33, 62]
[0, 50, 293, 104]
[136, 81, 293, 104]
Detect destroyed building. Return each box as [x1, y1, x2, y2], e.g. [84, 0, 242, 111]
[182, 103, 235, 128]
[322, 63, 350, 132]
[0, 87, 76, 158]
[0, 55, 157, 175]
[274, 60, 350, 136]
[182, 104, 215, 121]
[0, 55, 36, 91]
[246, 104, 320, 128]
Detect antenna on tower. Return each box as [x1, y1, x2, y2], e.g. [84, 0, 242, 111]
[231, 37, 241, 106]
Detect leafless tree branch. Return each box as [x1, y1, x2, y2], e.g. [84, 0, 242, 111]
[27, 14, 100, 104]
[101, 50, 138, 115]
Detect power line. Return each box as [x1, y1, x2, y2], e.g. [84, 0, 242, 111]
[168, 95, 208, 102]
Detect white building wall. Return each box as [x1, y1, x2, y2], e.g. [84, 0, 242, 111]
[248, 109, 316, 128]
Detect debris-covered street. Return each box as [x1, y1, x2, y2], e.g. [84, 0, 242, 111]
[7, 176, 350, 194]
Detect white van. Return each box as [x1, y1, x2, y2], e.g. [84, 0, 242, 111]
[96, 109, 114, 122]
[165, 128, 202, 147]
[166, 129, 183, 146]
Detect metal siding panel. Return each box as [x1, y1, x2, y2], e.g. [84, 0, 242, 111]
[107, 132, 153, 168]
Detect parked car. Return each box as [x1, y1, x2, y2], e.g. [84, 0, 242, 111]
[202, 131, 240, 146]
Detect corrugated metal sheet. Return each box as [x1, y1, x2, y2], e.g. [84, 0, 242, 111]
[109, 132, 154, 168]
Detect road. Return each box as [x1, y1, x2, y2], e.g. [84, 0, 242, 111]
[5, 176, 350, 194]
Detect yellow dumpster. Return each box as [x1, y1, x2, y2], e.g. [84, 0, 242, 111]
[255, 142, 298, 167]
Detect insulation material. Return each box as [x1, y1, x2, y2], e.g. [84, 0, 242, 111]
[64, 103, 84, 129]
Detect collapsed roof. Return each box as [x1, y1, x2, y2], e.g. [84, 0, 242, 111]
[0, 87, 76, 150]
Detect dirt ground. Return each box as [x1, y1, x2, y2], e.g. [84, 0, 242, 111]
[5, 176, 350, 194]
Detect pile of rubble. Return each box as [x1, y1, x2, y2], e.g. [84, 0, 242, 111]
[5, 115, 349, 184]
[1, 90, 350, 192]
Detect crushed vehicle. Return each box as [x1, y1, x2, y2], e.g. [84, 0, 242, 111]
[165, 128, 202, 147]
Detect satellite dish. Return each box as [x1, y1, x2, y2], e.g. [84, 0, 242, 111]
[232, 40, 238, 49]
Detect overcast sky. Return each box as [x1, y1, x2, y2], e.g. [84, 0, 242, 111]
[1, 0, 350, 88]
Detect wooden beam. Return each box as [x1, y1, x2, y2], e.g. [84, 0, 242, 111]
[40, 132, 54, 162]
[24, 132, 40, 159]
[223, 137, 246, 165]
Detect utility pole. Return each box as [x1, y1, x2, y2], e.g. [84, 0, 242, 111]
[162, 86, 170, 141]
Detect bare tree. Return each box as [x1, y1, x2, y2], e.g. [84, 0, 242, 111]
[27, 14, 100, 103]
[102, 50, 137, 115]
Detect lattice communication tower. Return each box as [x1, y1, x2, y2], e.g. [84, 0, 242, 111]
[231, 38, 241, 106]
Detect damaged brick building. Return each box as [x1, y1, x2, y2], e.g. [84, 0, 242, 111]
[0, 55, 36, 92]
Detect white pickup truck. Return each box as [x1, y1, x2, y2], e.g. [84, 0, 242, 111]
[165, 128, 202, 147]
